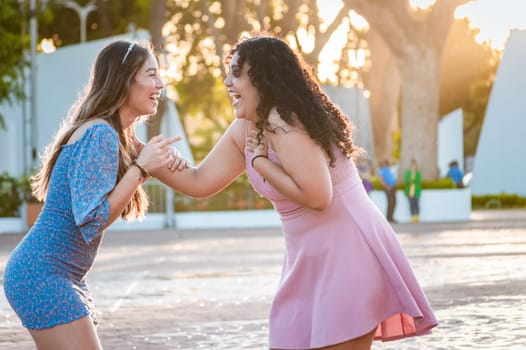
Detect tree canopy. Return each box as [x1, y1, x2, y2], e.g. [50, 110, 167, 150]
[0, 0, 25, 128]
[1, 0, 500, 180]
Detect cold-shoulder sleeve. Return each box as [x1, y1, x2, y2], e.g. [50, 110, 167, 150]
[68, 124, 119, 243]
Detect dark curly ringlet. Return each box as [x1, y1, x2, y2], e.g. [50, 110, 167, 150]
[226, 34, 356, 166]
[31, 39, 155, 220]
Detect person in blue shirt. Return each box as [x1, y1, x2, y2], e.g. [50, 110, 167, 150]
[446, 160, 464, 188]
[378, 159, 397, 223]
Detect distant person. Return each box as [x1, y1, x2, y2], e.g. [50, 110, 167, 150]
[3, 39, 184, 349]
[446, 160, 464, 188]
[154, 34, 437, 349]
[378, 159, 397, 223]
[404, 158, 422, 223]
[356, 156, 374, 194]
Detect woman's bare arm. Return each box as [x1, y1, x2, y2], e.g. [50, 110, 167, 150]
[151, 119, 247, 198]
[250, 115, 333, 210]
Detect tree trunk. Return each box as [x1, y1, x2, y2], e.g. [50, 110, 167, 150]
[95, 0, 112, 36]
[398, 48, 440, 180]
[148, 0, 166, 140]
[341, 0, 465, 180]
[366, 29, 400, 165]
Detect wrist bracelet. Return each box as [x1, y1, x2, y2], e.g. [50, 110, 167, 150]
[251, 154, 268, 168]
[131, 160, 150, 179]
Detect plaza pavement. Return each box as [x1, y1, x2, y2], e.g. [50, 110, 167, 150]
[1, 209, 525, 349]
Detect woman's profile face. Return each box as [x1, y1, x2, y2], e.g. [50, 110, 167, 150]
[119, 53, 164, 128]
[224, 52, 261, 122]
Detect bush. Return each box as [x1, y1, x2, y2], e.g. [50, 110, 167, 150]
[173, 173, 272, 212]
[421, 178, 457, 189]
[472, 194, 526, 209]
[0, 172, 24, 217]
[369, 176, 457, 190]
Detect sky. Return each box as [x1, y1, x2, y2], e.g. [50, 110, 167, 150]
[412, 0, 526, 50]
[314, 0, 526, 81]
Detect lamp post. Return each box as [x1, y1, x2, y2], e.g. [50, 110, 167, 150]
[17, 1, 29, 174]
[18, 0, 48, 170]
[58, 1, 96, 43]
[29, 0, 38, 168]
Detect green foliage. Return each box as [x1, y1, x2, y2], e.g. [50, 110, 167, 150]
[0, 0, 26, 128]
[391, 129, 401, 162]
[173, 173, 272, 212]
[421, 178, 457, 189]
[39, 1, 149, 47]
[16, 173, 36, 202]
[0, 172, 24, 217]
[369, 176, 381, 190]
[176, 76, 233, 162]
[369, 176, 457, 190]
[472, 194, 526, 209]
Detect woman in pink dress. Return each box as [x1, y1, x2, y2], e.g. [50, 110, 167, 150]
[155, 34, 437, 349]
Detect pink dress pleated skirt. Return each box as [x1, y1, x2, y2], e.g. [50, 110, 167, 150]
[245, 139, 438, 349]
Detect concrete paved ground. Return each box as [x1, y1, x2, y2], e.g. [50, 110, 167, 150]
[1, 209, 525, 349]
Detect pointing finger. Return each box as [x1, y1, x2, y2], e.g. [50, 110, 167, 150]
[160, 135, 183, 147]
[147, 134, 164, 144]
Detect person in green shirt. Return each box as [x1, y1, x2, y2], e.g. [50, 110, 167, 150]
[404, 158, 422, 223]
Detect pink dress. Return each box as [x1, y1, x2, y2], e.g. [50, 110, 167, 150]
[245, 136, 438, 349]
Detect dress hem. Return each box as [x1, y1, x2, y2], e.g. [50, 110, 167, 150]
[23, 311, 91, 330]
[374, 323, 438, 342]
[269, 316, 438, 349]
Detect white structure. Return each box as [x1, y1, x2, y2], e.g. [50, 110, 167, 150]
[470, 29, 526, 196]
[0, 30, 193, 178]
[322, 85, 376, 162]
[438, 108, 464, 177]
[370, 189, 471, 223]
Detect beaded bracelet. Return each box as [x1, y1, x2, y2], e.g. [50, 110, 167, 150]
[251, 154, 268, 168]
[131, 160, 150, 179]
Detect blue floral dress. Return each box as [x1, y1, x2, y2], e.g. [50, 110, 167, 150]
[3, 124, 119, 329]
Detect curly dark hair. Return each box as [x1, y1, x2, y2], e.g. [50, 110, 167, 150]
[226, 34, 356, 166]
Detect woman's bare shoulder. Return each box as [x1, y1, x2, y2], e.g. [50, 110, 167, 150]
[66, 118, 112, 145]
[226, 118, 249, 151]
[268, 110, 305, 135]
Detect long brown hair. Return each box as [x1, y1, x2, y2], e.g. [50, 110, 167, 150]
[226, 35, 356, 167]
[31, 39, 155, 219]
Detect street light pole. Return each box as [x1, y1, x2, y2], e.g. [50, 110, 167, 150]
[25, 0, 49, 169]
[17, 0, 29, 173]
[59, 1, 97, 43]
[28, 0, 42, 169]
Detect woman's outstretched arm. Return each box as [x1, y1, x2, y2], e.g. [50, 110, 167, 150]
[151, 119, 247, 198]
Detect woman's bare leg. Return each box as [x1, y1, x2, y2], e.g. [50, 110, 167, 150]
[318, 327, 377, 350]
[28, 316, 102, 350]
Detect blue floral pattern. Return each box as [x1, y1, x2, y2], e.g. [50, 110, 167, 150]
[3, 124, 119, 329]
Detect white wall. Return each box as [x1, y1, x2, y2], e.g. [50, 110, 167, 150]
[470, 30, 526, 196]
[438, 109, 464, 177]
[370, 189, 471, 223]
[322, 85, 376, 162]
[0, 29, 193, 177]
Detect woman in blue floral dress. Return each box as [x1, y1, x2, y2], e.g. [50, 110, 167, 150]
[3, 39, 182, 349]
